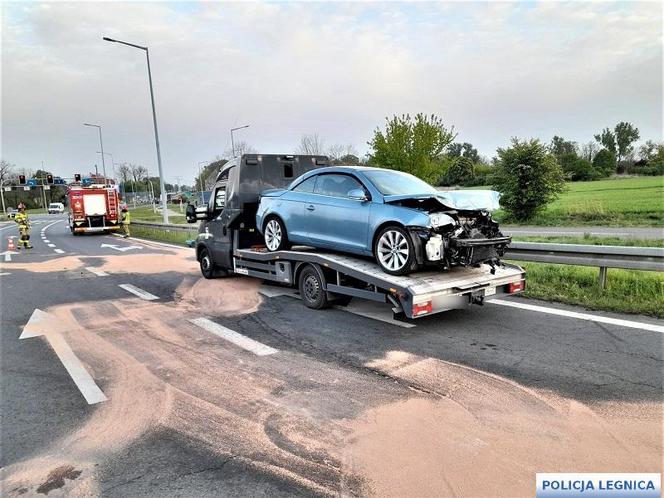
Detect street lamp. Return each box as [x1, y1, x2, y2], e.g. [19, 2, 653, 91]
[103, 36, 169, 224]
[231, 125, 249, 158]
[96, 151, 116, 184]
[83, 123, 107, 182]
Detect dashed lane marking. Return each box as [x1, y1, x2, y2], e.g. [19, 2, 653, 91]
[86, 267, 109, 277]
[189, 317, 278, 356]
[54, 248, 65, 254]
[118, 283, 159, 301]
[489, 299, 664, 334]
[47, 244, 56, 248]
[0, 272, 10, 276]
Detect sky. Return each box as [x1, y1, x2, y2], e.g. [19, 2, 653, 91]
[1, 1, 662, 184]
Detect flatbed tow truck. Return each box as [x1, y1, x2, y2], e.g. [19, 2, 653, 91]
[188, 154, 525, 320]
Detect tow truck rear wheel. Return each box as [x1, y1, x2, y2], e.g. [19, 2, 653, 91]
[298, 265, 329, 310]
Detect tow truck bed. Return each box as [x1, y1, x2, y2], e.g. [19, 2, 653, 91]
[233, 245, 525, 319]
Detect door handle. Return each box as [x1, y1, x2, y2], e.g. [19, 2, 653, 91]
[306, 205, 315, 211]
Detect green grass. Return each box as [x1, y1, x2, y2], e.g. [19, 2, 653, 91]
[129, 205, 186, 224]
[130, 225, 197, 246]
[470, 176, 664, 227]
[512, 235, 664, 248]
[510, 260, 664, 318]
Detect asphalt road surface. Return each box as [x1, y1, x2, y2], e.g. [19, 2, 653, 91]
[1, 214, 662, 497]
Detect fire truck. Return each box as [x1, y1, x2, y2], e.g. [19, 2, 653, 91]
[67, 183, 121, 234]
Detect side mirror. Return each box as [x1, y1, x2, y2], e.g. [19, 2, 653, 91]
[186, 204, 209, 223]
[348, 188, 369, 201]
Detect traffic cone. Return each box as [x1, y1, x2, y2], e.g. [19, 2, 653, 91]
[8, 238, 15, 251]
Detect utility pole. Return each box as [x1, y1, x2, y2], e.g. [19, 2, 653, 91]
[84, 123, 106, 182]
[230, 125, 250, 158]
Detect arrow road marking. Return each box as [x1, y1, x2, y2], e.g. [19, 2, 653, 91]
[86, 267, 109, 277]
[118, 284, 159, 301]
[20, 309, 107, 404]
[1, 251, 19, 262]
[189, 317, 278, 356]
[101, 243, 142, 252]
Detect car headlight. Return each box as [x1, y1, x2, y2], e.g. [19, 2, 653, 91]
[429, 213, 455, 228]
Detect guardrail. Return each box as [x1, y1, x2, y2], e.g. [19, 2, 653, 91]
[506, 242, 664, 288]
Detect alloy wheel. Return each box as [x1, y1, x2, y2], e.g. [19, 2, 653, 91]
[377, 229, 409, 272]
[265, 219, 282, 251]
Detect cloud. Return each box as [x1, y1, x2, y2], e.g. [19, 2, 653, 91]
[1, 1, 661, 181]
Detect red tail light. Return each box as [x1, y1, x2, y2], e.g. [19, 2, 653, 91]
[413, 300, 433, 316]
[509, 280, 525, 293]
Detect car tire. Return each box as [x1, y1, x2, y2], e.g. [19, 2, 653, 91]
[199, 247, 228, 279]
[264, 216, 291, 251]
[298, 265, 329, 310]
[373, 225, 416, 276]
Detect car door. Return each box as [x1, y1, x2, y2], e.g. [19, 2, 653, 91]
[279, 175, 317, 244]
[306, 173, 371, 253]
[208, 184, 231, 266]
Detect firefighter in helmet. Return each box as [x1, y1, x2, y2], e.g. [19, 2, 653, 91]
[14, 203, 33, 249]
[120, 205, 131, 238]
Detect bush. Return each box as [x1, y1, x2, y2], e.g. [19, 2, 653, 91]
[493, 138, 566, 221]
[592, 149, 616, 177]
[443, 156, 474, 185]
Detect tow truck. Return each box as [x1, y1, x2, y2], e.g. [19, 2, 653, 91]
[187, 154, 525, 319]
[67, 182, 121, 234]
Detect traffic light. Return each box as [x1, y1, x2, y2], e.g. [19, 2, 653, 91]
[74, 173, 81, 182]
[18, 174, 26, 184]
[47, 174, 54, 184]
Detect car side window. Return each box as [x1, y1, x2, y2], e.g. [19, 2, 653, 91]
[314, 174, 363, 198]
[292, 176, 317, 193]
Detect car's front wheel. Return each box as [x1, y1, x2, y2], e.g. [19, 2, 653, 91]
[264, 217, 291, 251]
[374, 225, 416, 276]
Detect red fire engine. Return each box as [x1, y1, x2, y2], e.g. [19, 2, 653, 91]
[67, 183, 121, 234]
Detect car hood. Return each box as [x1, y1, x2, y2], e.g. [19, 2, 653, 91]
[383, 190, 501, 211]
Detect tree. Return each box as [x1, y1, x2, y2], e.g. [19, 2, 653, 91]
[594, 128, 616, 155]
[368, 113, 456, 184]
[447, 142, 480, 163]
[592, 149, 617, 177]
[614, 122, 640, 162]
[129, 164, 148, 184]
[298, 134, 325, 155]
[492, 138, 566, 221]
[0, 160, 13, 186]
[559, 154, 598, 181]
[328, 144, 358, 164]
[117, 163, 131, 183]
[580, 141, 600, 162]
[638, 140, 661, 160]
[225, 141, 256, 159]
[444, 156, 475, 185]
[549, 136, 577, 160]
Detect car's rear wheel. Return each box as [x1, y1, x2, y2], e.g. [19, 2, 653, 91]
[264, 217, 291, 251]
[374, 225, 415, 276]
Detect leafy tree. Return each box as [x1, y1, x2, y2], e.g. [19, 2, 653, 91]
[447, 142, 480, 163]
[580, 141, 600, 162]
[614, 122, 640, 162]
[444, 156, 475, 185]
[550, 136, 577, 159]
[638, 140, 662, 161]
[594, 128, 616, 155]
[368, 113, 456, 184]
[592, 149, 616, 177]
[492, 138, 566, 221]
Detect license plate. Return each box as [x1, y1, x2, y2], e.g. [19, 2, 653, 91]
[484, 287, 496, 296]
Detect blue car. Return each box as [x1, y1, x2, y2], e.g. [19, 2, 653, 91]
[256, 166, 510, 275]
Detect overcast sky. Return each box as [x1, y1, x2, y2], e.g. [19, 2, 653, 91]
[2, 1, 662, 183]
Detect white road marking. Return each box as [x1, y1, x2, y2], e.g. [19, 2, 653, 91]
[111, 233, 188, 250]
[1, 251, 18, 262]
[101, 243, 142, 252]
[54, 248, 65, 254]
[0, 272, 10, 276]
[47, 243, 56, 248]
[118, 283, 159, 301]
[190, 317, 278, 356]
[20, 309, 107, 404]
[489, 299, 664, 333]
[86, 267, 109, 277]
[43, 239, 50, 243]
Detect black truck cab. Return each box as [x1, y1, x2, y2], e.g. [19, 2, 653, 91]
[187, 154, 328, 276]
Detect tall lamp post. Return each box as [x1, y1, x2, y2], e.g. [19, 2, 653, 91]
[103, 36, 169, 224]
[96, 151, 116, 184]
[83, 123, 106, 182]
[230, 125, 249, 158]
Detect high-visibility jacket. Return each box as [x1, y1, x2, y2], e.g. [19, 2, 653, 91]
[121, 211, 131, 224]
[15, 212, 29, 227]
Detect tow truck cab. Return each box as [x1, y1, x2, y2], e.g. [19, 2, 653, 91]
[188, 154, 328, 270]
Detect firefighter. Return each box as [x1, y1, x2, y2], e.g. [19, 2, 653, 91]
[120, 205, 131, 238]
[14, 203, 33, 249]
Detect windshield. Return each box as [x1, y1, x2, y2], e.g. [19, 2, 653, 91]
[49, 204, 60, 208]
[363, 170, 438, 196]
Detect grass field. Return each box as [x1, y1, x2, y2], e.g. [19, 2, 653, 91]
[510, 259, 664, 318]
[129, 205, 186, 224]
[471, 176, 663, 227]
[130, 225, 195, 245]
[512, 235, 664, 247]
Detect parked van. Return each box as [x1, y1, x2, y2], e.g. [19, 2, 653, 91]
[48, 202, 65, 214]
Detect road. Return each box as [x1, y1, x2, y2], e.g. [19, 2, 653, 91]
[502, 225, 663, 239]
[1, 214, 662, 497]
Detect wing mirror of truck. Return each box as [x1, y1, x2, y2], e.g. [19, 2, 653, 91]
[185, 203, 210, 223]
[348, 188, 369, 201]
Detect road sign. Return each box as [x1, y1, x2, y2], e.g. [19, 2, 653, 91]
[3, 187, 10, 192]
[23, 186, 30, 191]
[44, 185, 50, 191]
